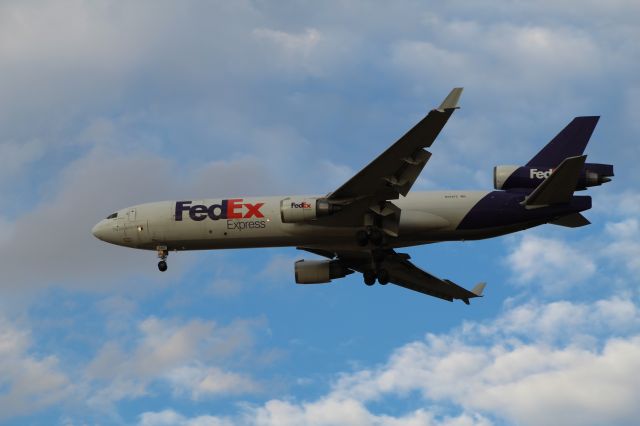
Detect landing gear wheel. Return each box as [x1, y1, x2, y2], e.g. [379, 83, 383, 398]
[356, 230, 369, 247]
[377, 269, 390, 285]
[369, 228, 384, 246]
[156, 245, 169, 273]
[363, 271, 376, 286]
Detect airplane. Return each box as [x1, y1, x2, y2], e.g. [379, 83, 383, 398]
[91, 88, 613, 304]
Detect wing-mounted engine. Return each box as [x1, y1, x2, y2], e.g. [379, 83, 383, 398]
[294, 259, 353, 284]
[280, 197, 341, 223]
[494, 163, 613, 191]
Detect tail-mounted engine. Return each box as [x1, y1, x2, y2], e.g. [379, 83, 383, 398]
[280, 197, 340, 223]
[494, 163, 613, 191]
[294, 259, 353, 284]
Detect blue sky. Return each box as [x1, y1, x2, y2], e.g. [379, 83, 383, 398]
[0, 1, 639, 425]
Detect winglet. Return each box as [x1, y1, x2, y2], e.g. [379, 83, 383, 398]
[471, 282, 486, 297]
[437, 87, 464, 111]
[461, 282, 486, 305]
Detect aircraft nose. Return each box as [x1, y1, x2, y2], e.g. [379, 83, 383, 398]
[92, 221, 107, 241]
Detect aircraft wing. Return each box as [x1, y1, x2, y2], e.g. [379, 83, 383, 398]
[327, 88, 463, 203]
[300, 247, 485, 304]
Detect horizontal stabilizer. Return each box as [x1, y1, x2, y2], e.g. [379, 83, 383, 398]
[524, 155, 587, 207]
[549, 213, 591, 228]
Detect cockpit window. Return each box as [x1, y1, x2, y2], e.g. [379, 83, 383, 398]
[106, 212, 118, 219]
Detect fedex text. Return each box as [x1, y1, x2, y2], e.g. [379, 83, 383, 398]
[175, 200, 265, 221]
[290, 201, 312, 209]
[529, 168, 553, 179]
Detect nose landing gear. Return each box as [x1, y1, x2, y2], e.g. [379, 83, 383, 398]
[157, 246, 168, 272]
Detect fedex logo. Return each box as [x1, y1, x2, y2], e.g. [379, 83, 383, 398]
[175, 199, 264, 221]
[530, 168, 553, 179]
[290, 201, 312, 209]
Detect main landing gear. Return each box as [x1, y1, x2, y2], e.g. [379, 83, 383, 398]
[358, 228, 391, 286]
[157, 246, 168, 272]
[356, 227, 385, 247]
[363, 269, 390, 286]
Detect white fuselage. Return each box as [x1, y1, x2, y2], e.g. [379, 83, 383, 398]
[91, 191, 516, 252]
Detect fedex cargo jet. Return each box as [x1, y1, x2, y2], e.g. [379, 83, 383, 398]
[92, 88, 613, 304]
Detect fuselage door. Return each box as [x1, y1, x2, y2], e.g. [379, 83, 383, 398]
[149, 203, 172, 243]
[122, 208, 140, 245]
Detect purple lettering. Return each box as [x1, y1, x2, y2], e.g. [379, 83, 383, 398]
[175, 201, 192, 221]
[207, 200, 228, 220]
[189, 204, 208, 221]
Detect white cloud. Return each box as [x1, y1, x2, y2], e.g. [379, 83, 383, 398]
[391, 22, 603, 99]
[136, 296, 640, 426]
[471, 297, 640, 345]
[260, 253, 302, 284]
[139, 409, 233, 426]
[252, 27, 357, 77]
[604, 218, 640, 273]
[0, 147, 174, 298]
[0, 215, 14, 245]
[0, 141, 287, 302]
[245, 398, 492, 426]
[325, 298, 640, 426]
[0, 140, 44, 180]
[506, 234, 596, 293]
[253, 27, 322, 57]
[0, 317, 72, 419]
[319, 160, 356, 190]
[167, 365, 258, 399]
[208, 278, 245, 298]
[85, 316, 263, 410]
[140, 405, 492, 426]
[594, 191, 640, 217]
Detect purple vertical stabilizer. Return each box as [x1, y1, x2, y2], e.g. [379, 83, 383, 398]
[526, 116, 600, 167]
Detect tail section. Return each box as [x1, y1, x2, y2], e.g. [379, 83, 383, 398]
[523, 155, 587, 207]
[526, 116, 599, 167]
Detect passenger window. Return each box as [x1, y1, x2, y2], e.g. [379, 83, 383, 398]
[107, 212, 118, 219]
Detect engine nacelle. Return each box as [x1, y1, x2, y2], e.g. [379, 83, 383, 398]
[493, 165, 520, 190]
[294, 259, 353, 284]
[280, 197, 338, 223]
[493, 163, 613, 191]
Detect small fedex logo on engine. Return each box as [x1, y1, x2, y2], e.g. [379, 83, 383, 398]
[175, 200, 264, 221]
[290, 201, 312, 209]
